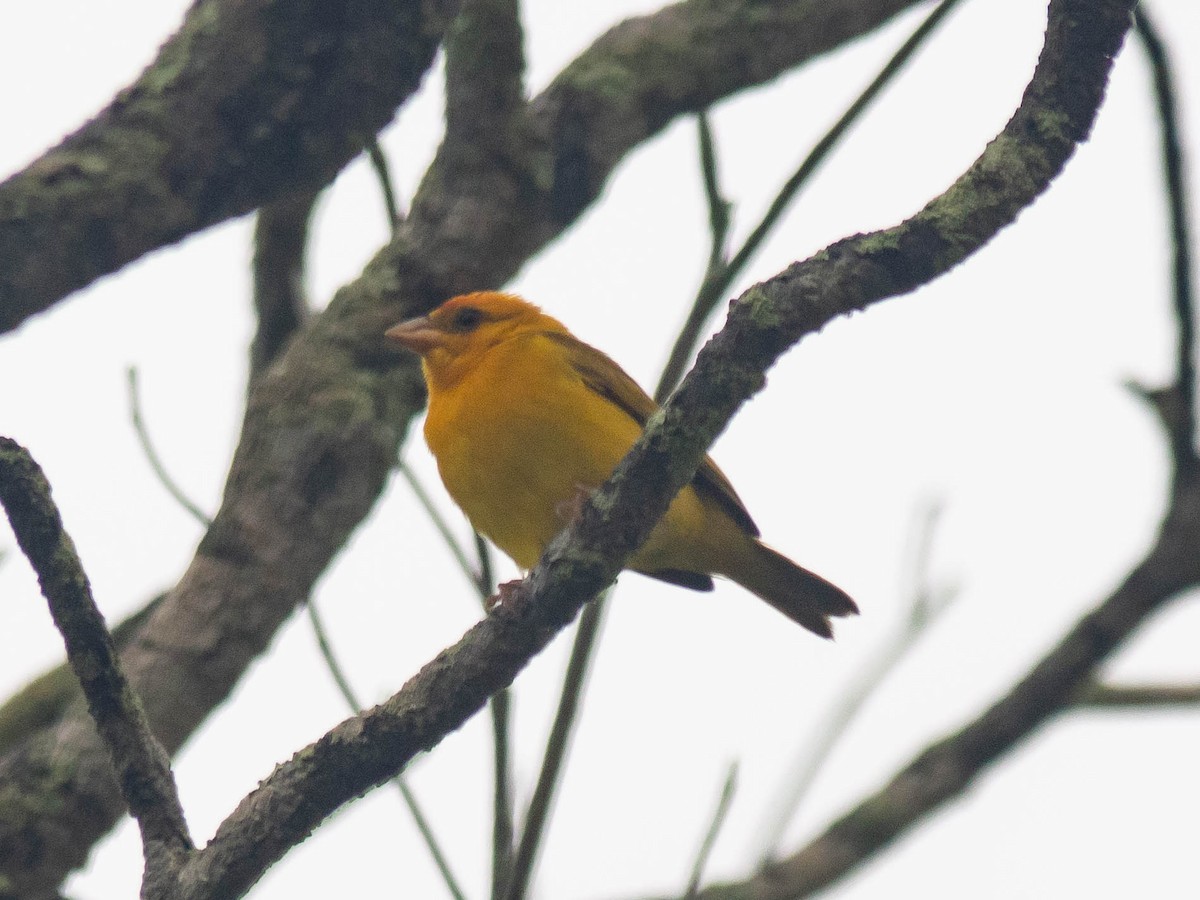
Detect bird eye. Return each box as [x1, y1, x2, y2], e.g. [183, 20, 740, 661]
[450, 306, 484, 332]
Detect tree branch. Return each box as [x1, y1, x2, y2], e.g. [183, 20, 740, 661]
[1075, 681, 1200, 709]
[660, 0, 966, 390]
[754, 503, 954, 866]
[503, 595, 607, 900]
[1133, 6, 1196, 471]
[0, 439, 192, 870]
[0, 0, 455, 335]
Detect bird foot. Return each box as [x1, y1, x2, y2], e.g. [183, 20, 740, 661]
[485, 579, 525, 612]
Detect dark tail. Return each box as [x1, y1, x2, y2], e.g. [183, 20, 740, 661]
[723, 540, 857, 638]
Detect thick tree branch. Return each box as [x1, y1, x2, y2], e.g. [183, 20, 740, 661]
[0, 2, 934, 894]
[142, 0, 1134, 895]
[0, 0, 455, 335]
[0, 440, 192, 869]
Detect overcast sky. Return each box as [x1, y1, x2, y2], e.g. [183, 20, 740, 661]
[2, 1, 1198, 898]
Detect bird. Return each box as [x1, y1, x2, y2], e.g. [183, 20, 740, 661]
[385, 291, 857, 637]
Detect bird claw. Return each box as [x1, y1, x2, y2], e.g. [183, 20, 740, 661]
[485, 579, 525, 612]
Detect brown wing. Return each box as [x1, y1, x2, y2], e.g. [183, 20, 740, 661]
[543, 330, 760, 537]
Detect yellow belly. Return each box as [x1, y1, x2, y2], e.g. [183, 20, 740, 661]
[423, 334, 739, 573]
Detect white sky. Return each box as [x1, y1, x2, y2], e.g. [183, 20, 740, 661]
[2, 1, 1198, 898]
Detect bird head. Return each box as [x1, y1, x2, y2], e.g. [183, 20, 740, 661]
[386, 292, 567, 389]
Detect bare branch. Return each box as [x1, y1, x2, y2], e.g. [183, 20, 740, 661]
[366, 140, 405, 233]
[1074, 681, 1200, 709]
[489, 676, 515, 900]
[697, 110, 732, 279]
[127, 367, 212, 527]
[684, 476, 1200, 900]
[684, 764, 739, 898]
[1134, 6, 1197, 469]
[660, 0, 966, 390]
[0, 0, 455, 335]
[503, 595, 607, 900]
[0, 439, 192, 865]
[755, 503, 954, 865]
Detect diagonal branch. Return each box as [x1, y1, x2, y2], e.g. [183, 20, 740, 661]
[0, 439, 192, 869]
[0, 0, 455, 335]
[660, 0, 966, 391]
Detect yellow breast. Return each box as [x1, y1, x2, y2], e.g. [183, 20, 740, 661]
[424, 331, 644, 569]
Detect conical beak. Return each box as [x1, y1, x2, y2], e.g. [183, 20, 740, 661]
[385, 316, 441, 354]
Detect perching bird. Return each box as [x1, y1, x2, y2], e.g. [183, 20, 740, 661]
[385, 292, 856, 637]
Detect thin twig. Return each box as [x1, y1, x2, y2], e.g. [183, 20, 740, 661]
[683, 763, 739, 898]
[0, 438, 193, 862]
[306, 596, 468, 900]
[401, 459, 512, 895]
[1074, 681, 1200, 709]
[366, 138, 404, 233]
[126, 367, 212, 527]
[697, 109, 732, 277]
[503, 596, 607, 900]
[1134, 6, 1196, 466]
[477, 528, 515, 900]
[489, 684, 515, 900]
[398, 460, 484, 594]
[476, 531, 496, 599]
[756, 502, 955, 865]
[306, 599, 367, 718]
[659, 0, 967, 389]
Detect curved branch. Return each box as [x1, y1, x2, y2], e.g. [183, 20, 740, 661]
[682, 477, 1200, 900]
[0, 440, 191, 865]
[0, 0, 453, 335]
